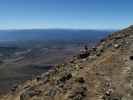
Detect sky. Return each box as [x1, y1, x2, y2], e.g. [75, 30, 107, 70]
[0, 0, 133, 29]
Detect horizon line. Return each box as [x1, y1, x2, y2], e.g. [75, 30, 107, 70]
[0, 28, 119, 31]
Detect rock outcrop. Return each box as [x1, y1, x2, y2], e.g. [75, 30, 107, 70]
[1, 25, 133, 100]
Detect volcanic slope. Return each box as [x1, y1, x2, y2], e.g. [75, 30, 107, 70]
[2, 25, 133, 100]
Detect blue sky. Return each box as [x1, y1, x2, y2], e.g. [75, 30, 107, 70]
[0, 0, 132, 29]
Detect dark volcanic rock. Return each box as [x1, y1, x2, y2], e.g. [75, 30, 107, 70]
[75, 77, 85, 83]
[20, 89, 41, 100]
[78, 51, 90, 59]
[58, 73, 72, 83]
[129, 56, 133, 60]
[46, 88, 57, 96]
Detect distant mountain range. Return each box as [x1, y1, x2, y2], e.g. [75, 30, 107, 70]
[0, 29, 114, 42]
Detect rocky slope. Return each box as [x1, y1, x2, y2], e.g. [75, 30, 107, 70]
[1, 25, 133, 100]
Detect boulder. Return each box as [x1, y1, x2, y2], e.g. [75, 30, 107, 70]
[36, 75, 41, 81]
[78, 51, 90, 59]
[75, 77, 85, 83]
[58, 73, 72, 83]
[20, 89, 41, 100]
[129, 56, 133, 60]
[11, 83, 18, 92]
[46, 88, 57, 96]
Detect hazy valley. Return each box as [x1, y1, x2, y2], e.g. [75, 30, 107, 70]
[0, 29, 112, 94]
